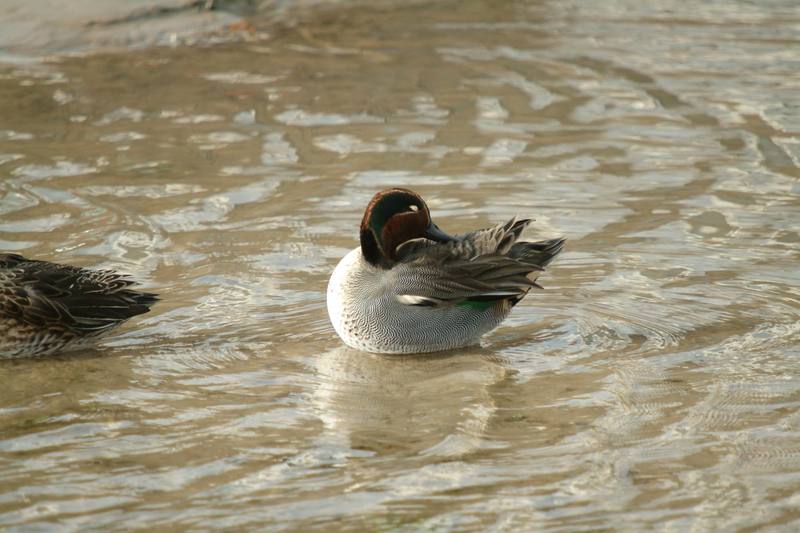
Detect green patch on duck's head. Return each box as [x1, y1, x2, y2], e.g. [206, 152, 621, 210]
[359, 188, 452, 268]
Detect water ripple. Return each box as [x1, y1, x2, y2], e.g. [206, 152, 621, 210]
[0, 0, 799, 530]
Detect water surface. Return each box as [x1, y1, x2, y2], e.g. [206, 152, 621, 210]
[1, 0, 799, 530]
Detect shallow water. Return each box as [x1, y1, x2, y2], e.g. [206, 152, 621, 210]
[1, 0, 800, 530]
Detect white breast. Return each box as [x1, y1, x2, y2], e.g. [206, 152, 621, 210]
[326, 247, 363, 347]
[326, 247, 510, 354]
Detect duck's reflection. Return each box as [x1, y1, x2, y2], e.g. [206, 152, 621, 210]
[308, 346, 510, 458]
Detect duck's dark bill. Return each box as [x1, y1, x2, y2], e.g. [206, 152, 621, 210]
[424, 223, 454, 243]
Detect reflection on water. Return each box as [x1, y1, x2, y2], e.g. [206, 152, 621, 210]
[1, 0, 800, 529]
[311, 347, 508, 457]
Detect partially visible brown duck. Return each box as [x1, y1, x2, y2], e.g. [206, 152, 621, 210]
[0, 253, 158, 359]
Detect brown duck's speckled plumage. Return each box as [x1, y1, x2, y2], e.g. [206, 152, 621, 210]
[0, 253, 158, 359]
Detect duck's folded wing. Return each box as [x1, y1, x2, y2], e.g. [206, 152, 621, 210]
[509, 237, 566, 268]
[392, 254, 544, 308]
[0, 254, 158, 333]
[395, 218, 533, 262]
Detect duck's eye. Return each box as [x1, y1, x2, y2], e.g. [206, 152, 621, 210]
[409, 205, 419, 212]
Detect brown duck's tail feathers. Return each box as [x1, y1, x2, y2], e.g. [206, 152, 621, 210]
[129, 290, 159, 311]
[1, 254, 159, 335]
[61, 290, 159, 328]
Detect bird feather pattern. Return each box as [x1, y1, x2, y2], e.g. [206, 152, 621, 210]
[0, 253, 158, 336]
[392, 218, 565, 307]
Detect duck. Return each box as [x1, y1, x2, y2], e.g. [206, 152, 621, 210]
[0, 253, 158, 359]
[327, 188, 565, 354]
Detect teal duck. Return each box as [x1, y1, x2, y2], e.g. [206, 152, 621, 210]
[327, 188, 565, 354]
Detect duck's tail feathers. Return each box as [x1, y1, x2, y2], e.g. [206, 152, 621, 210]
[509, 237, 566, 269]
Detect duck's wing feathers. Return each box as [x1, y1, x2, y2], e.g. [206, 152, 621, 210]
[508, 237, 566, 268]
[392, 219, 565, 308]
[453, 217, 532, 257]
[392, 253, 544, 308]
[0, 253, 158, 334]
[395, 217, 531, 262]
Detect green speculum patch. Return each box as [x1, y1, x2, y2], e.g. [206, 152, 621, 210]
[456, 299, 495, 311]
